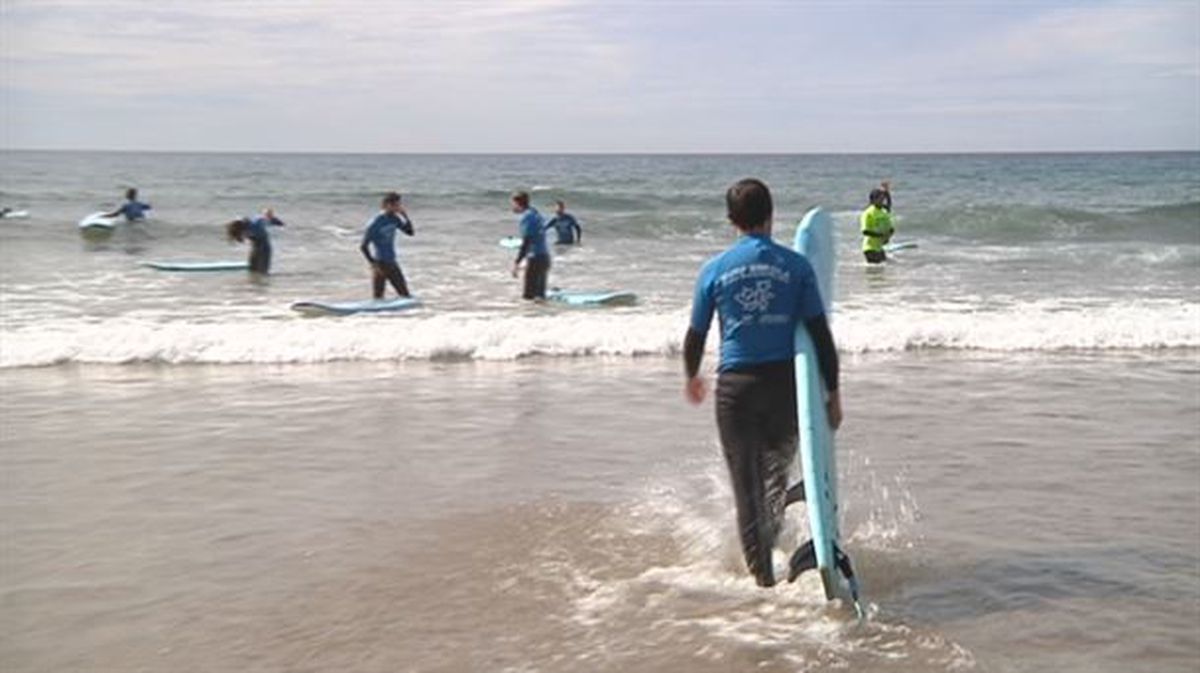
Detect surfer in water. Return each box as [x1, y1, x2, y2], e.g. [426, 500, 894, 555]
[860, 186, 894, 264]
[226, 208, 286, 274]
[103, 188, 152, 222]
[360, 191, 414, 298]
[510, 191, 550, 300]
[683, 178, 842, 588]
[543, 200, 582, 245]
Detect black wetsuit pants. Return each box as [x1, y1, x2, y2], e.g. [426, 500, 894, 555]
[716, 359, 798, 587]
[523, 255, 550, 300]
[373, 261, 410, 298]
[863, 249, 887, 264]
[249, 241, 271, 274]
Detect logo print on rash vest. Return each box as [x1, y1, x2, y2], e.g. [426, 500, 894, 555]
[735, 280, 775, 313]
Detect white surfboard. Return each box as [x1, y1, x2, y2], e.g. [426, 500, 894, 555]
[884, 240, 918, 253]
[141, 261, 249, 272]
[499, 236, 522, 249]
[788, 207, 862, 615]
[547, 290, 637, 307]
[291, 297, 422, 317]
[0, 209, 30, 219]
[79, 211, 118, 230]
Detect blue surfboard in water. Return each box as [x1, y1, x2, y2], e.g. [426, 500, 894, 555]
[789, 207, 862, 615]
[547, 289, 637, 307]
[290, 297, 422, 317]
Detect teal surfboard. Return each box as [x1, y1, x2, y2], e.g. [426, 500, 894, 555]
[142, 260, 249, 272]
[290, 297, 422, 317]
[788, 207, 862, 614]
[499, 236, 522, 249]
[547, 290, 637, 307]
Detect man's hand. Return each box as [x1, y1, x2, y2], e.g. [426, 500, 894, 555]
[826, 390, 843, 430]
[685, 376, 707, 405]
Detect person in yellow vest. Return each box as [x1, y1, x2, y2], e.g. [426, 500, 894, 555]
[860, 187, 894, 264]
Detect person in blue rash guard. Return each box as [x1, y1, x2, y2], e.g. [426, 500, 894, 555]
[103, 188, 151, 221]
[226, 209, 285, 274]
[543, 200, 582, 245]
[683, 178, 842, 588]
[359, 191, 414, 298]
[510, 190, 550, 300]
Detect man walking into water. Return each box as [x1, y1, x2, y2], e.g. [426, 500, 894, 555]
[510, 191, 550, 300]
[360, 192, 414, 298]
[683, 178, 842, 587]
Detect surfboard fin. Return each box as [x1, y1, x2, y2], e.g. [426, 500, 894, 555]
[834, 544, 864, 620]
[784, 481, 806, 506]
[786, 539, 817, 583]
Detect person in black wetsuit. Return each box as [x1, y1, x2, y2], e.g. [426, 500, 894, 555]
[360, 192, 415, 298]
[543, 200, 582, 245]
[226, 208, 285, 274]
[684, 178, 842, 587]
[510, 191, 550, 300]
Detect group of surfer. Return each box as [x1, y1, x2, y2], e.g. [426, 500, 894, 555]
[97, 188, 586, 301]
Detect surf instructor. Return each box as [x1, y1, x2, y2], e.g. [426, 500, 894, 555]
[860, 187, 894, 264]
[683, 178, 842, 588]
[360, 192, 415, 298]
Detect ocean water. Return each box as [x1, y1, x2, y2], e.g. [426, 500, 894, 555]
[1, 151, 1198, 672]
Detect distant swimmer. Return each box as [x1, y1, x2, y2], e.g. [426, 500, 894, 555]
[683, 178, 842, 588]
[543, 200, 582, 245]
[360, 191, 414, 298]
[510, 190, 550, 300]
[226, 209, 286, 274]
[860, 186, 894, 264]
[103, 188, 152, 221]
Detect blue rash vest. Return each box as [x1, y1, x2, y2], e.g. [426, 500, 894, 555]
[363, 211, 414, 263]
[246, 214, 284, 249]
[689, 232, 826, 373]
[544, 213, 580, 244]
[518, 207, 549, 259]
[118, 200, 151, 221]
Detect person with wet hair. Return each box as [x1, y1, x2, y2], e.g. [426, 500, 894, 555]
[360, 192, 415, 298]
[683, 178, 842, 588]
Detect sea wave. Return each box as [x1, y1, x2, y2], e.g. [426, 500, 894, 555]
[2, 300, 1196, 368]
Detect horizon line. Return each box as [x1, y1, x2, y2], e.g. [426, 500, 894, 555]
[2, 147, 1198, 157]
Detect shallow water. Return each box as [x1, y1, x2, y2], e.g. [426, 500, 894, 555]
[2, 353, 1196, 672]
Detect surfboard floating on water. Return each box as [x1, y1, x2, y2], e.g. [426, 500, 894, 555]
[884, 240, 918, 253]
[547, 290, 637, 307]
[290, 297, 423, 317]
[141, 261, 249, 272]
[788, 206, 863, 618]
[0, 209, 30, 219]
[78, 213, 119, 239]
[498, 236, 522, 249]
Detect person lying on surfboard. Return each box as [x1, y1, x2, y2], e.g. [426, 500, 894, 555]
[226, 208, 285, 274]
[683, 178, 842, 588]
[360, 192, 414, 299]
[860, 187, 894, 264]
[102, 187, 152, 222]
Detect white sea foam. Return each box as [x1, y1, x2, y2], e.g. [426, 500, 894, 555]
[1, 299, 1196, 368]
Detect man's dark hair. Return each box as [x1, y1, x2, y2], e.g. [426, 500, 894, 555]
[726, 178, 773, 230]
[382, 191, 401, 206]
[512, 191, 530, 208]
[555, 200, 564, 208]
[126, 187, 138, 200]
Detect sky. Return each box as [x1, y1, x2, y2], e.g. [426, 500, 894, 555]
[1, 0, 1197, 153]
